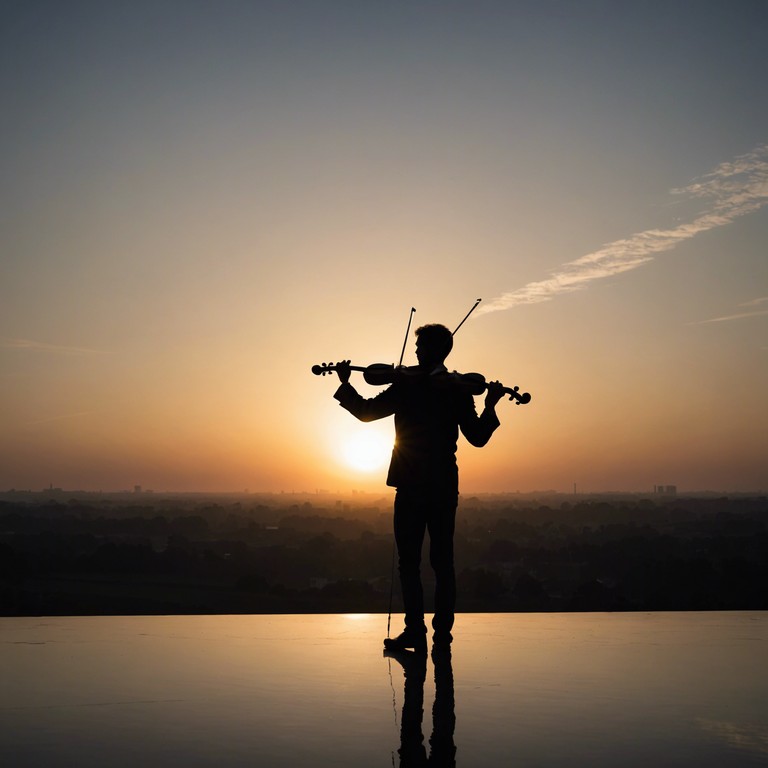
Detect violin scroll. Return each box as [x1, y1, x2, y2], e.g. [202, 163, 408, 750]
[507, 386, 531, 405]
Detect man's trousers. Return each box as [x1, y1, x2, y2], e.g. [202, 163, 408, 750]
[393, 485, 458, 635]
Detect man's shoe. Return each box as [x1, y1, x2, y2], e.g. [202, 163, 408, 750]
[383, 648, 428, 680]
[383, 629, 427, 654]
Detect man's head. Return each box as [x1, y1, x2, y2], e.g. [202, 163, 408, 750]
[415, 324, 452, 368]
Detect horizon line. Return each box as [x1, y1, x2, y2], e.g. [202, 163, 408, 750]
[2, 487, 765, 497]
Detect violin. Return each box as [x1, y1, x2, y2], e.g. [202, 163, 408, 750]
[312, 300, 532, 406]
[311, 361, 531, 405]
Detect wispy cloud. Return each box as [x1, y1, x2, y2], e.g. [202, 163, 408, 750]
[689, 295, 768, 325]
[690, 309, 768, 325]
[739, 296, 768, 308]
[1, 338, 109, 355]
[478, 144, 768, 315]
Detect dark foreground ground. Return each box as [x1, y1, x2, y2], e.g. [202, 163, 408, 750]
[1, 491, 765, 616]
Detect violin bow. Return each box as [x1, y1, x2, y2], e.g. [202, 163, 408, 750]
[451, 298, 481, 336]
[398, 307, 416, 367]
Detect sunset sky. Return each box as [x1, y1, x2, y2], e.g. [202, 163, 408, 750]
[2, 1, 766, 494]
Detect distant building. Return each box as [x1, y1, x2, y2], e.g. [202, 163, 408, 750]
[654, 484, 677, 496]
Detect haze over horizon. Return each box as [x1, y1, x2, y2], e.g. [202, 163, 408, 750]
[2, 1, 766, 495]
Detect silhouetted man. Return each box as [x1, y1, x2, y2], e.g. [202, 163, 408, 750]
[333, 324, 503, 653]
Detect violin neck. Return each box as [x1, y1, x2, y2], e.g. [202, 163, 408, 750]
[320, 364, 369, 373]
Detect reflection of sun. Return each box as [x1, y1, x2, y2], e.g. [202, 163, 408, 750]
[340, 430, 391, 472]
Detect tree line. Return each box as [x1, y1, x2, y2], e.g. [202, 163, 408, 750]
[1, 494, 765, 616]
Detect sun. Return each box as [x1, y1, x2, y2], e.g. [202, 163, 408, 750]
[339, 427, 392, 472]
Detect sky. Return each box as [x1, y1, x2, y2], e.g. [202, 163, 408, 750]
[1, 0, 766, 494]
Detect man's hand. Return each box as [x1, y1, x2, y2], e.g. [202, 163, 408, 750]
[484, 380, 505, 409]
[335, 360, 352, 384]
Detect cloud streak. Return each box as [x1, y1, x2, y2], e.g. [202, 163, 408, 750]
[1, 338, 109, 355]
[690, 295, 768, 325]
[690, 309, 768, 325]
[478, 144, 768, 315]
[739, 296, 768, 308]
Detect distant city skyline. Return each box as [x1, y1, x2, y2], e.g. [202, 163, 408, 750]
[4, 483, 765, 499]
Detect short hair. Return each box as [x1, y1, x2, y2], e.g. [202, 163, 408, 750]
[415, 323, 453, 358]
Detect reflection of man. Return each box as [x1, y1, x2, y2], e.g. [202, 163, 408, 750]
[385, 647, 456, 767]
[333, 324, 503, 652]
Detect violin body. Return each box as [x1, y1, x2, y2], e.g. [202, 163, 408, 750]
[311, 361, 531, 405]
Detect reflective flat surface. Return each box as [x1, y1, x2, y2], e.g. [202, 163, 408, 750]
[1, 612, 766, 767]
